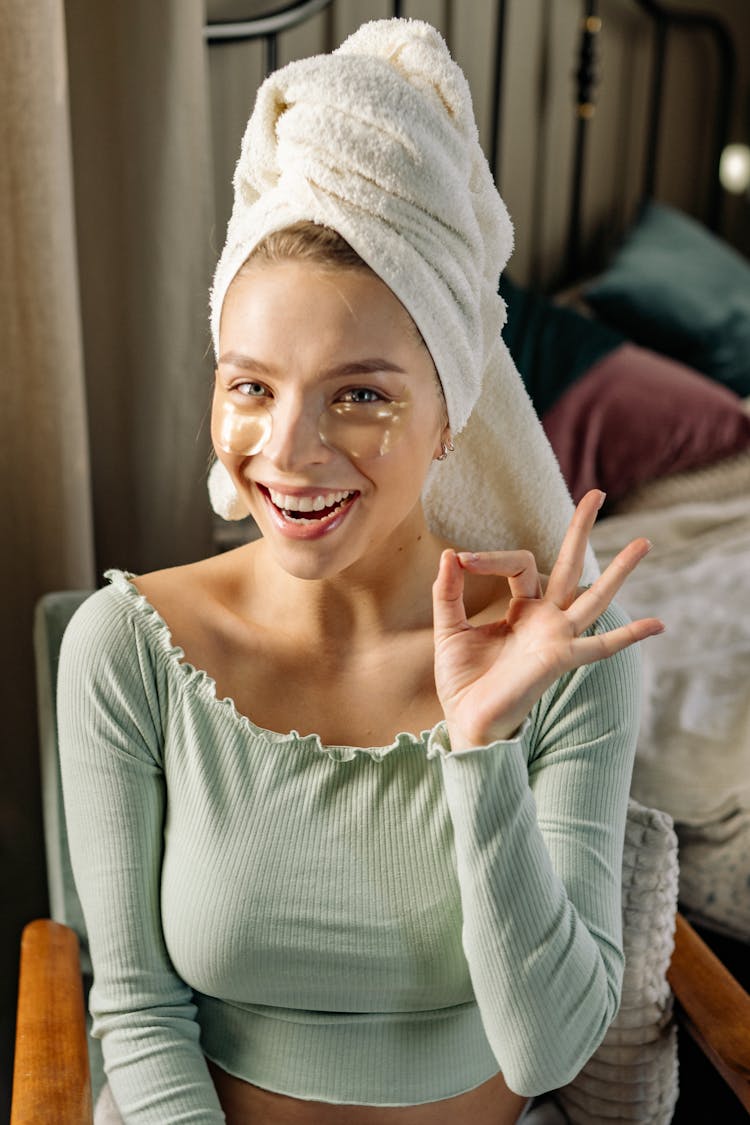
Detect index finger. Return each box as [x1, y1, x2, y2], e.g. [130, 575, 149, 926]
[455, 549, 542, 600]
[545, 490, 605, 608]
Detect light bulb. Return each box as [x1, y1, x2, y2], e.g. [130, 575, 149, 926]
[719, 143, 750, 195]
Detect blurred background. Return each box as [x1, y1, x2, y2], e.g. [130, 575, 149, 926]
[2, 0, 749, 1116]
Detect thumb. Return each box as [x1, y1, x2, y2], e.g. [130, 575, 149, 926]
[432, 549, 469, 639]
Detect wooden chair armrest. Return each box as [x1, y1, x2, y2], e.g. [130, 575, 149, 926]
[11, 919, 93, 1125]
[667, 912, 750, 1112]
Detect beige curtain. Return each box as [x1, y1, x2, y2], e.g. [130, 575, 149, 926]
[0, 0, 213, 1100]
[65, 0, 216, 573]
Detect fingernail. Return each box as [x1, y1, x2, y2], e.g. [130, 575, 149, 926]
[644, 539, 653, 553]
[457, 551, 479, 567]
[597, 490, 607, 510]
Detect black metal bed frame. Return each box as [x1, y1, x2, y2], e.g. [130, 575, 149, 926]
[564, 0, 736, 279]
[205, 0, 336, 74]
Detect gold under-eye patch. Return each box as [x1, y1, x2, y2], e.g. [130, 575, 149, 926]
[318, 399, 411, 459]
[213, 397, 272, 457]
[212, 390, 412, 460]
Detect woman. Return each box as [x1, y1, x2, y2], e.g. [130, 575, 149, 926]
[59, 19, 663, 1125]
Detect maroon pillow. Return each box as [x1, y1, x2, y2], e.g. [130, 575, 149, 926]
[543, 343, 750, 504]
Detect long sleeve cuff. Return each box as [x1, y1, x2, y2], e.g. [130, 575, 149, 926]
[425, 719, 532, 760]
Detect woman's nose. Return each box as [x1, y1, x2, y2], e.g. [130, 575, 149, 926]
[262, 398, 334, 470]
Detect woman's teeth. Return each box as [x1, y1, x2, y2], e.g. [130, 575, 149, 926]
[268, 488, 354, 514]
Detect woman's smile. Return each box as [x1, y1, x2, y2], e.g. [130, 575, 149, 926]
[258, 484, 360, 539]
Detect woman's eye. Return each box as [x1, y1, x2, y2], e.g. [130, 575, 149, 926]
[339, 388, 384, 404]
[235, 381, 268, 398]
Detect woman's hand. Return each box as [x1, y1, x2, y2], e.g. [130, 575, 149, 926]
[432, 489, 664, 751]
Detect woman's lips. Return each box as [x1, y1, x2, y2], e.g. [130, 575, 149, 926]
[258, 486, 359, 540]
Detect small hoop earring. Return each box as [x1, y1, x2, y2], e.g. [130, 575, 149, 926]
[436, 438, 455, 462]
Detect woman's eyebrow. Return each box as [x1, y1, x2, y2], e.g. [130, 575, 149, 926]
[217, 352, 271, 372]
[326, 359, 406, 377]
[217, 354, 406, 377]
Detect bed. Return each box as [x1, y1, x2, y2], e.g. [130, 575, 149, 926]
[493, 7, 750, 1117]
[490, 1, 750, 955]
[505, 263, 750, 940]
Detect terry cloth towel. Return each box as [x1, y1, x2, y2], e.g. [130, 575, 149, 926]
[209, 18, 596, 580]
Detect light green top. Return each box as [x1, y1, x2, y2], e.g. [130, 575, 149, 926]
[58, 570, 639, 1123]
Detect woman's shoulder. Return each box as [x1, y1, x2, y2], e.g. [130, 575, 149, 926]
[58, 569, 170, 682]
[58, 557, 248, 721]
[126, 548, 254, 652]
[131, 545, 254, 612]
[61, 571, 141, 649]
[58, 550, 241, 675]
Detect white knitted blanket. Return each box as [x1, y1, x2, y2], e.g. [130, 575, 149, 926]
[591, 491, 750, 825]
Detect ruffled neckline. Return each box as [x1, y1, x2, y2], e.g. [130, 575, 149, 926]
[104, 569, 448, 763]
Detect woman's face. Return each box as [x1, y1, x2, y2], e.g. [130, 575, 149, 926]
[213, 260, 448, 580]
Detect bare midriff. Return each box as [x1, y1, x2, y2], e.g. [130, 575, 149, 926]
[206, 1060, 529, 1125]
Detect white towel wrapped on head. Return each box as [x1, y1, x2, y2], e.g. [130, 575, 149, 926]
[209, 18, 595, 579]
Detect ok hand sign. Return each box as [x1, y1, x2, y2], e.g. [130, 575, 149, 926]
[432, 490, 664, 752]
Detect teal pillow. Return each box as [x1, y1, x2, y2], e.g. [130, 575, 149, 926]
[585, 202, 750, 397]
[499, 275, 624, 415]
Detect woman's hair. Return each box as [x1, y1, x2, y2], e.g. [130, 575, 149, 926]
[240, 220, 370, 274]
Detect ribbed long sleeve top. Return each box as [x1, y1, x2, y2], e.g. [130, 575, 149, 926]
[58, 570, 640, 1123]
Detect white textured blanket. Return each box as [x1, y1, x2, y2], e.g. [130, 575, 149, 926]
[591, 492, 750, 826]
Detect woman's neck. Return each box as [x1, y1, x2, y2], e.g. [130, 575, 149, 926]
[241, 520, 450, 644]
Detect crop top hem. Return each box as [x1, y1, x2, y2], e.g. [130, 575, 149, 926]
[196, 993, 501, 1105]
